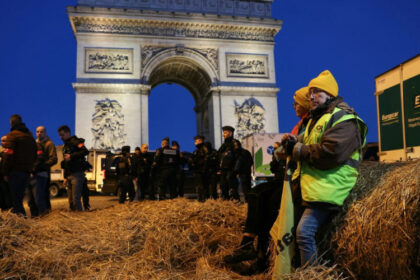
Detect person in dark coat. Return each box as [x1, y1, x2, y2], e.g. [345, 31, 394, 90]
[58, 125, 89, 211]
[134, 144, 153, 200]
[35, 126, 57, 212]
[0, 135, 12, 211]
[204, 141, 219, 200]
[114, 145, 135, 203]
[189, 135, 208, 202]
[151, 137, 179, 200]
[218, 126, 240, 200]
[2, 114, 37, 216]
[233, 141, 253, 201]
[172, 141, 185, 198]
[269, 142, 285, 182]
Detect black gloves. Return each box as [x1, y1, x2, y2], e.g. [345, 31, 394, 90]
[282, 138, 297, 156]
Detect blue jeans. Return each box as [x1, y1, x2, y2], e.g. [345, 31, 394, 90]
[9, 171, 30, 216]
[296, 207, 332, 266]
[67, 172, 85, 211]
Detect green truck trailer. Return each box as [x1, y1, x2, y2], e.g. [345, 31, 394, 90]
[375, 54, 420, 162]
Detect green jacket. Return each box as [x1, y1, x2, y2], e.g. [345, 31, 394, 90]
[292, 98, 367, 206]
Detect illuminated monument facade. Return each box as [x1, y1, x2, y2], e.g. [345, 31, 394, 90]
[68, 0, 281, 151]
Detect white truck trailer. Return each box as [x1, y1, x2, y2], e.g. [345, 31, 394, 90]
[241, 133, 284, 180]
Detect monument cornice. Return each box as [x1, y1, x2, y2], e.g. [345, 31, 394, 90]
[211, 86, 279, 96]
[73, 83, 151, 94]
[68, 7, 281, 42]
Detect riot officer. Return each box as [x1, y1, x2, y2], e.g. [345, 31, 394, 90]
[114, 145, 135, 203]
[204, 141, 219, 200]
[233, 140, 253, 201]
[218, 126, 240, 200]
[172, 141, 186, 198]
[134, 144, 153, 200]
[58, 125, 89, 212]
[151, 137, 180, 200]
[189, 135, 208, 202]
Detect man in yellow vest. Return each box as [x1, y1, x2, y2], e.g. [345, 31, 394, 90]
[282, 70, 367, 267]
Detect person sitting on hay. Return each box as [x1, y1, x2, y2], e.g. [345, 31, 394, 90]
[282, 70, 367, 266]
[223, 86, 311, 275]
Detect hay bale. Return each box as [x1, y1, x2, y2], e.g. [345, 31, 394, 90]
[331, 160, 420, 280]
[280, 264, 347, 280]
[0, 198, 249, 279]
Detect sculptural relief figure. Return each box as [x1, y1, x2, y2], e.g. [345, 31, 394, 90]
[91, 98, 126, 152]
[234, 98, 266, 140]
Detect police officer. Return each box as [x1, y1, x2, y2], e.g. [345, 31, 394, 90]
[189, 135, 208, 202]
[58, 125, 89, 211]
[218, 126, 240, 200]
[134, 144, 153, 200]
[233, 141, 253, 201]
[204, 141, 219, 200]
[151, 137, 179, 200]
[172, 140, 186, 198]
[114, 145, 135, 203]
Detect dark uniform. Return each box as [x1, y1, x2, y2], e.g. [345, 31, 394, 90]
[27, 143, 49, 217]
[190, 138, 209, 202]
[0, 145, 12, 211]
[114, 146, 135, 203]
[204, 142, 219, 200]
[152, 139, 180, 200]
[2, 121, 37, 216]
[61, 135, 89, 211]
[234, 142, 254, 201]
[218, 130, 240, 200]
[172, 141, 185, 198]
[134, 151, 153, 200]
[269, 146, 286, 182]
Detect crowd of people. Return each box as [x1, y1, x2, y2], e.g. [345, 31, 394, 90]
[0, 69, 367, 276]
[112, 125, 254, 203]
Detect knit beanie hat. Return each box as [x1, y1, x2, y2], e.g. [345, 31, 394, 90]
[308, 70, 338, 97]
[293, 86, 310, 110]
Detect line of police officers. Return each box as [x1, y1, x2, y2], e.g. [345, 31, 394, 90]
[113, 125, 254, 202]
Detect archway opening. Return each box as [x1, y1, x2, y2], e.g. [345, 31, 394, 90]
[148, 83, 197, 152]
[146, 56, 214, 152]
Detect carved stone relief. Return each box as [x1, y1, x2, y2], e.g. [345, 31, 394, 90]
[226, 53, 268, 78]
[91, 98, 126, 152]
[234, 97, 265, 140]
[73, 18, 276, 42]
[85, 48, 133, 73]
[141, 45, 218, 70]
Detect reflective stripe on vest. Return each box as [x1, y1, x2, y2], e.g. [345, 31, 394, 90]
[300, 107, 367, 206]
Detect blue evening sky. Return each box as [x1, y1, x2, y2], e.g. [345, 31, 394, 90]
[0, 1, 419, 152]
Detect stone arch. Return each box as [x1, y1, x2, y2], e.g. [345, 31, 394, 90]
[142, 47, 219, 140]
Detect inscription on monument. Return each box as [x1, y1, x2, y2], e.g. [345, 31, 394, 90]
[226, 53, 269, 78]
[85, 48, 133, 73]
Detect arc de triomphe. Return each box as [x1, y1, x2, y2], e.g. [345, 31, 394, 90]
[68, 0, 281, 151]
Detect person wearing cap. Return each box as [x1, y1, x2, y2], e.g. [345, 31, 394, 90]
[134, 144, 153, 200]
[151, 137, 180, 200]
[114, 145, 135, 203]
[58, 125, 89, 211]
[218, 125, 240, 200]
[171, 140, 186, 198]
[224, 86, 311, 275]
[189, 135, 209, 202]
[282, 70, 367, 266]
[204, 141, 219, 200]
